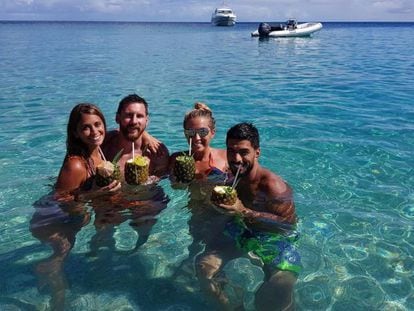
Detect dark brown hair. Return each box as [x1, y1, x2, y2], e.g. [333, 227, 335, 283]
[226, 122, 260, 149]
[117, 94, 149, 115]
[66, 103, 106, 157]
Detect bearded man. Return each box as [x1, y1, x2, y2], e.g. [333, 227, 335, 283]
[103, 93, 169, 179]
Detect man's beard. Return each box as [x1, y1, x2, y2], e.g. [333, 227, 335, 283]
[230, 162, 251, 177]
[120, 126, 144, 141]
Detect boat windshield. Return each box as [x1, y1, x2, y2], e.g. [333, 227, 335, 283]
[217, 9, 232, 14]
[286, 19, 297, 29]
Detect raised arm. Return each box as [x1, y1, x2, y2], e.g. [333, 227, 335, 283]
[213, 170, 296, 232]
[148, 142, 170, 177]
[142, 131, 167, 157]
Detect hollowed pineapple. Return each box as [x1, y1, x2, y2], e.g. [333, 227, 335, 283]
[173, 154, 195, 183]
[95, 149, 123, 187]
[211, 185, 237, 205]
[95, 161, 121, 187]
[125, 155, 149, 185]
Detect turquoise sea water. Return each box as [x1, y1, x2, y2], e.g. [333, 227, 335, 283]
[0, 21, 413, 310]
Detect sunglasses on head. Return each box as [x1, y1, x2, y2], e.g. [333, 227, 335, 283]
[184, 127, 210, 138]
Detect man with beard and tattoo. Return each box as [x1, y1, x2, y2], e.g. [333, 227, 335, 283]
[196, 122, 301, 311]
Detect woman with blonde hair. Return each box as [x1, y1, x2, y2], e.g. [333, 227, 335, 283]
[170, 102, 227, 181]
[170, 102, 231, 286]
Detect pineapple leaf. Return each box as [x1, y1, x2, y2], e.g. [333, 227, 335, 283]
[180, 151, 192, 158]
[112, 149, 124, 164]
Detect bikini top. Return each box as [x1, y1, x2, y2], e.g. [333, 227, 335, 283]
[67, 147, 106, 191]
[80, 156, 96, 191]
[204, 152, 227, 178]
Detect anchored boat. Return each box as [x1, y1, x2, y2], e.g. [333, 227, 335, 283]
[251, 19, 323, 38]
[211, 6, 236, 26]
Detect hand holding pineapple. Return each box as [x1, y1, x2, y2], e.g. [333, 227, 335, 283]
[210, 164, 246, 215]
[210, 186, 246, 216]
[95, 149, 123, 187]
[211, 185, 238, 213]
[96, 161, 121, 187]
[74, 178, 121, 202]
[210, 185, 238, 205]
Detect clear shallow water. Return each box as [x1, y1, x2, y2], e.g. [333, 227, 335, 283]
[0, 21, 413, 310]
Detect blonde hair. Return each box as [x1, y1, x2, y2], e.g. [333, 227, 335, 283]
[183, 102, 216, 130]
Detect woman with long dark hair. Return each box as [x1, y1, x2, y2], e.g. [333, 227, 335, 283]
[55, 103, 119, 199]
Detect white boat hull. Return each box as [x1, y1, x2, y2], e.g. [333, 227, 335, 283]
[212, 16, 236, 26]
[251, 22, 323, 37]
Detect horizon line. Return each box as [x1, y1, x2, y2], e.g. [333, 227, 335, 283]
[1, 19, 413, 23]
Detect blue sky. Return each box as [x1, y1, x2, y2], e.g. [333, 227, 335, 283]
[1, 0, 413, 22]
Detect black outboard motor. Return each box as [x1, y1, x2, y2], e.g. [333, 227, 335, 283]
[258, 22, 272, 37]
[258, 22, 285, 37]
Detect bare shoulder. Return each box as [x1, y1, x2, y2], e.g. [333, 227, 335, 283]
[104, 130, 119, 143]
[259, 167, 292, 197]
[158, 142, 170, 157]
[55, 156, 88, 192]
[147, 140, 170, 176]
[213, 148, 227, 160]
[148, 141, 169, 161]
[211, 148, 228, 171]
[64, 156, 87, 173]
[103, 130, 119, 148]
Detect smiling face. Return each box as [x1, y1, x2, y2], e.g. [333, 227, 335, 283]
[66, 103, 107, 156]
[184, 116, 215, 154]
[75, 113, 105, 151]
[116, 102, 148, 141]
[226, 138, 260, 177]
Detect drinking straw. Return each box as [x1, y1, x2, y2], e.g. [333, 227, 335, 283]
[132, 142, 135, 159]
[231, 164, 241, 190]
[188, 137, 192, 156]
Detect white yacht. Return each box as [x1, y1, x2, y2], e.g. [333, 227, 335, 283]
[211, 6, 236, 26]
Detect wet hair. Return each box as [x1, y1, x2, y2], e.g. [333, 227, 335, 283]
[66, 103, 106, 157]
[183, 102, 216, 130]
[117, 94, 149, 115]
[226, 122, 260, 149]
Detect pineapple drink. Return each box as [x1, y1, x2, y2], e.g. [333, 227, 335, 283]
[173, 154, 195, 183]
[95, 149, 123, 187]
[211, 185, 238, 205]
[124, 155, 149, 185]
[211, 164, 241, 205]
[95, 161, 121, 187]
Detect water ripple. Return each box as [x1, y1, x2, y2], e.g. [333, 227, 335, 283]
[1, 22, 414, 310]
